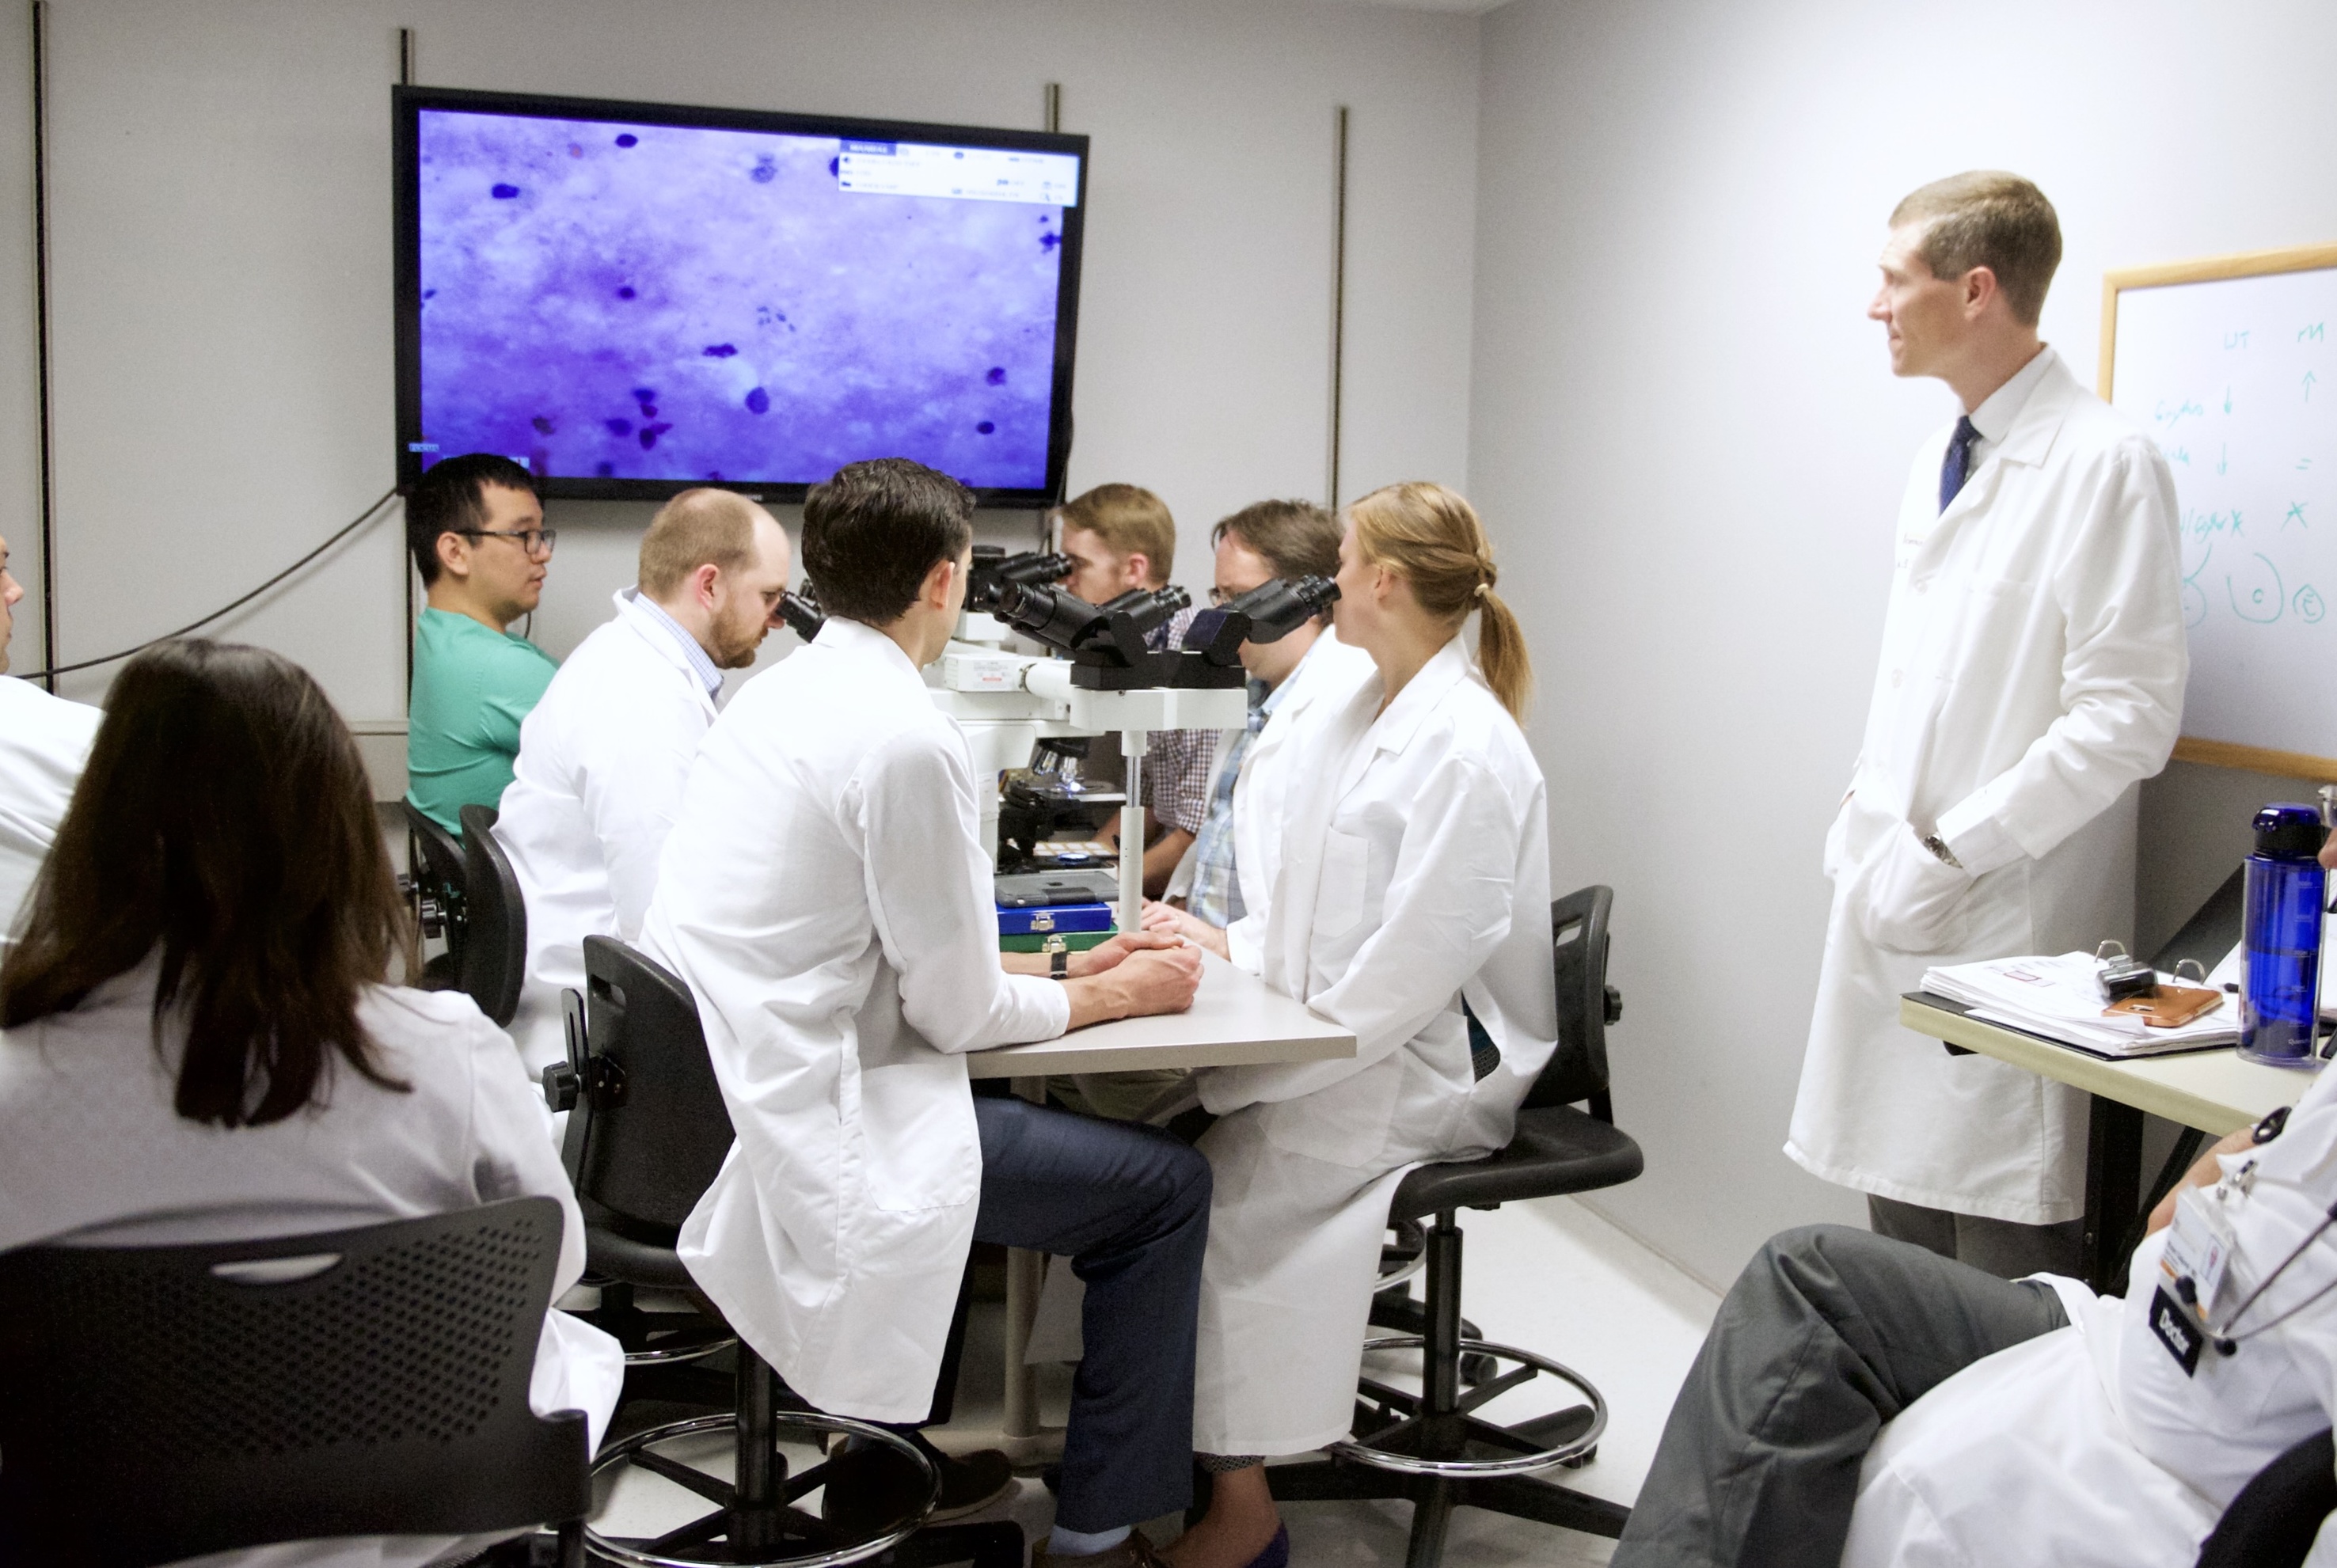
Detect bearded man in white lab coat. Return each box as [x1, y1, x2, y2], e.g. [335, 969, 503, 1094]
[0, 530, 102, 942]
[1616, 834, 2337, 1568]
[644, 458, 1212, 1568]
[1786, 172, 2188, 1278]
[492, 488, 791, 1077]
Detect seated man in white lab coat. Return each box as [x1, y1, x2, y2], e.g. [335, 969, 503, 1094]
[644, 457, 1211, 1568]
[1150, 496, 1367, 951]
[0, 530, 102, 942]
[493, 488, 792, 1076]
[1613, 814, 2337, 1568]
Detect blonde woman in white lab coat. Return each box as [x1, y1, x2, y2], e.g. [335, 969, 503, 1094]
[0, 640, 620, 1568]
[1169, 483, 1559, 1568]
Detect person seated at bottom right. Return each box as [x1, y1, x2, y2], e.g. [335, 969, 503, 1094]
[1614, 828, 2337, 1568]
[1168, 482, 1556, 1568]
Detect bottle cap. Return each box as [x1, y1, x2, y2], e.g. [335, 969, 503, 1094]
[2253, 803, 2328, 861]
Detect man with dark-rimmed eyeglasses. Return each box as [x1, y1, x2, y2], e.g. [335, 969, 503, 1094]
[404, 452, 560, 833]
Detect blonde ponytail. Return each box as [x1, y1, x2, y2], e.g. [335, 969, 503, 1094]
[1347, 482, 1533, 723]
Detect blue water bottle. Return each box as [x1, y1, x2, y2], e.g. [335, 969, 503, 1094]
[2240, 803, 2328, 1067]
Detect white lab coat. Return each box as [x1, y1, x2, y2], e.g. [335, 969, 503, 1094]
[645, 618, 1070, 1423]
[1788, 349, 2188, 1223]
[495, 589, 720, 1075]
[0, 959, 623, 1568]
[0, 674, 101, 941]
[1221, 629, 1376, 970]
[1838, 1061, 2337, 1568]
[1191, 635, 1557, 1455]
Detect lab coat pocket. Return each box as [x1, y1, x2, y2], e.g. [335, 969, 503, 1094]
[859, 1064, 981, 1213]
[1857, 827, 1975, 955]
[1260, 1055, 1401, 1167]
[1313, 828, 1370, 940]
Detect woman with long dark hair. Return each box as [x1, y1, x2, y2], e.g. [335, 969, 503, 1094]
[0, 639, 620, 1567]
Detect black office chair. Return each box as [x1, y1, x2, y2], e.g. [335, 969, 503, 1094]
[547, 936, 1019, 1568]
[1263, 884, 1642, 1566]
[402, 798, 470, 989]
[2198, 1427, 2337, 1568]
[0, 1197, 589, 1566]
[459, 803, 528, 1028]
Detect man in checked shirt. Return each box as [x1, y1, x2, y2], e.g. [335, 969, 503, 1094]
[1055, 484, 1220, 898]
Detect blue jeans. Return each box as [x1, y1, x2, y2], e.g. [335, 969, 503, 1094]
[971, 1095, 1211, 1532]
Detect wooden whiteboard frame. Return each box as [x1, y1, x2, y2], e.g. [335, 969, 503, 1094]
[2100, 241, 2337, 783]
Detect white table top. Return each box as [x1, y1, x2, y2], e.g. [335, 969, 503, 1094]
[1900, 993, 2313, 1136]
[967, 949, 1357, 1079]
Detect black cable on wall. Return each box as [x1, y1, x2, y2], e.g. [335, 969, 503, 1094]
[13, 488, 398, 683]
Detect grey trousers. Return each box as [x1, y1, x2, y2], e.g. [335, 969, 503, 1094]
[1867, 1193, 2085, 1281]
[1609, 1224, 2068, 1568]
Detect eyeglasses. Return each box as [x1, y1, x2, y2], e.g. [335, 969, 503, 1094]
[458, 526, 558, 558]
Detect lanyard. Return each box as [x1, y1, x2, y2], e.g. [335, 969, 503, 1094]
[2180, 1196, 2337, 1356]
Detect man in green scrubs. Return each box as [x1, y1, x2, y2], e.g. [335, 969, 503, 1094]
[405, 454, 559, 832]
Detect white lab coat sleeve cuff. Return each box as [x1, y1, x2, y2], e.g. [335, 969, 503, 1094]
[1225, 913, 1264, 975]
[1007, 971, 1074, 1041]
[1858, 825, 1977, 954]
[1935, 795, 2025, 877]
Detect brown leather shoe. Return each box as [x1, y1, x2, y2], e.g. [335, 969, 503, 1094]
[1034, 1528, 1172, 1568]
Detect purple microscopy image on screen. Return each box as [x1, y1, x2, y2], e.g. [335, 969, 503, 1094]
[415, 110, 1070, 488]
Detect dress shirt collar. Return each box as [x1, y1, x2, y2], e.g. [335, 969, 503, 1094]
[1966, 345, 2057, 454]
[1260, 628, 1331, 717]
[621, 587, 725, 697]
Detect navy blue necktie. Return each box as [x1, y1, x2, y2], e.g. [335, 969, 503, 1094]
[1938, 415, 1982, 513]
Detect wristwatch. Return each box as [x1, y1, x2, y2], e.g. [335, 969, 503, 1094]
[1045, 936, 1070, 981]
[1921, 832, 1963, 869]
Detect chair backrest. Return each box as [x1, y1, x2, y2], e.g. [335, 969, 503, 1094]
[2197, 1427, 2336, 1568]
[458, 803, 527, 1027]
[564, 935, 737, 1237]
[0, 1197, 588, 1566]
[402, 799, 471, 966]
[1522, 884, 1619, 1112]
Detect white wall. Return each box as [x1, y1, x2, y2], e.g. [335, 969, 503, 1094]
[21, 0, 1477, 719]
[1470, 0, 2337, 1287]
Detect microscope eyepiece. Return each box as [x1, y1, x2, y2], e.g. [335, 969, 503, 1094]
[777, 587, 826, 642]
[993, 579, 1111, 653]
[969, 548, 1079, 613]
[1222, 575, 1339, 644]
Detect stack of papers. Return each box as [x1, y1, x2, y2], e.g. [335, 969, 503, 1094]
[1921, 949, 2241, 1058]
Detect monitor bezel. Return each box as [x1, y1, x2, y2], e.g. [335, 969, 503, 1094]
[392, 84, 1089, 507]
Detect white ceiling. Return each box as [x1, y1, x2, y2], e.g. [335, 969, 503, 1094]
[1313, 0, 1509, 13]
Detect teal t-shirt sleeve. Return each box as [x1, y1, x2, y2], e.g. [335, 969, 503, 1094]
[477, 640, 558, 756]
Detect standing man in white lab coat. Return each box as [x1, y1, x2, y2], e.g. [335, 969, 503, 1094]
[1786, 173, 2188, 1276]
[0, 531, 102, 942]
[645, 458, 1210, 1568]
[493, 489, 791, 1076]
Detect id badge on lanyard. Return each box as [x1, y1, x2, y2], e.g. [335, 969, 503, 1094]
[2152, 1185, 2239, 1377]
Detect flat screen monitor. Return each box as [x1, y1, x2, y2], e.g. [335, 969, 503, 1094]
[393, 85, 1088, 504]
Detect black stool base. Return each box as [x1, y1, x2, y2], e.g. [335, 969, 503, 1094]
[1268, 1457, 1628, 1568]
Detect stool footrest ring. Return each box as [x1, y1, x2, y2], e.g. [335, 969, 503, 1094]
[1333, 1335, 1607, 1478]
[586, 1410, 937, 1568]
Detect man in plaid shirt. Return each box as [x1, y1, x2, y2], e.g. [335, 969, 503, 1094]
[1055, 484, 1219, 898]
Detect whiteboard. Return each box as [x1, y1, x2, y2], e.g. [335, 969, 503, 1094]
[2103, 245, 2337, 777]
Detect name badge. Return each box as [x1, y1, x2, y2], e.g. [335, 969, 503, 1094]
[2149, 1284, 2206, 1376]
[2161, 1185, 2236, 1312]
